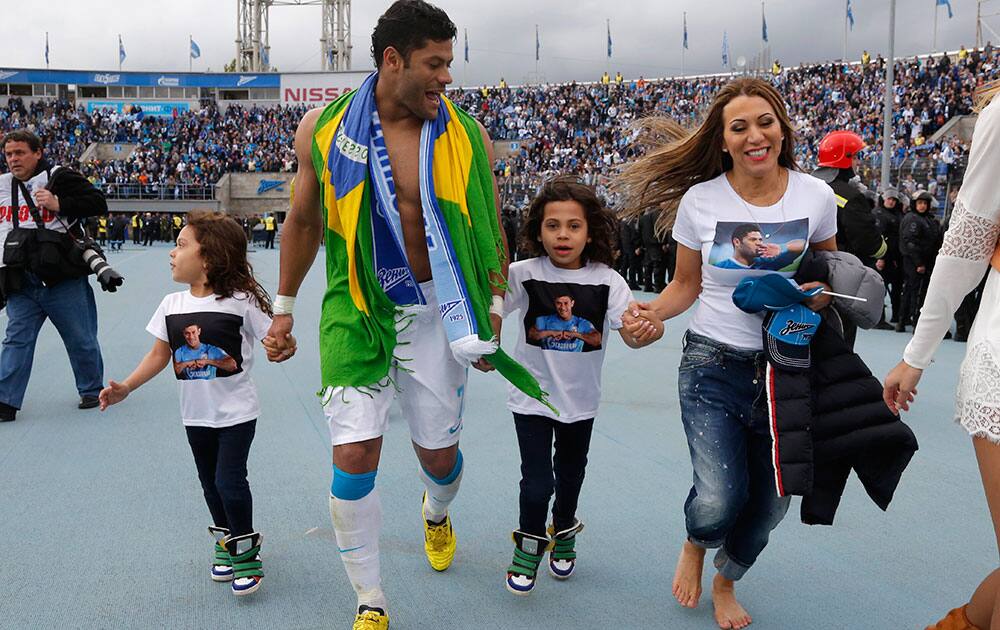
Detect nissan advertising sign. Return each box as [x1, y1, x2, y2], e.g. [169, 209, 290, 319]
[280, 71, 369, 105]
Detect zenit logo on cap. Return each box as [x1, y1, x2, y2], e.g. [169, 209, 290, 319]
[763, 304, 820, 371]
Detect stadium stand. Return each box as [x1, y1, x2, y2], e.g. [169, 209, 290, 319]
[0, 47, 997, 217]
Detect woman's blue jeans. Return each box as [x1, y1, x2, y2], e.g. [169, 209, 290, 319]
[678, 331, 791, 581]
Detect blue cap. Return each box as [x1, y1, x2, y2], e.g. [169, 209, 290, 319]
[762, 304, 821, 371]
[732, 273, 823, 314]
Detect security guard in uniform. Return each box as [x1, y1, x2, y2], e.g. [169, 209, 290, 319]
[96, 215, 108, 246]
[813, 130, 887, 348]
[171, 213, 183, 242]
[897, 190, 942, 333]
[813, 130, 887, 263]
[263, 213, 277, 249]
[131, 212, 142, 244]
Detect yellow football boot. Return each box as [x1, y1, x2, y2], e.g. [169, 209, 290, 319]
[352, 605, 389, 630]
[422, 492, 457, 571]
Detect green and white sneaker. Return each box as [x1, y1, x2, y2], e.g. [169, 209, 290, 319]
[208, 526, 233, 582]
[505, 530, 552, 596]
[224, 532, 264, 596]
[547, 520, 584, 579]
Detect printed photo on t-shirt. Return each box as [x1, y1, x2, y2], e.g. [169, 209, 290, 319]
[708, 218, 809, 272]
[521, 279, 609, 353]
[165, 312, 244, 381]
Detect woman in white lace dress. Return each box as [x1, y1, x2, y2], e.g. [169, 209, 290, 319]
[884, 84, 1000, 630]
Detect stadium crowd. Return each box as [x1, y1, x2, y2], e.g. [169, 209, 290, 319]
[0, 99, 305, 199]
[0, 47, 994, 208]
[455, 46, 1000, 203]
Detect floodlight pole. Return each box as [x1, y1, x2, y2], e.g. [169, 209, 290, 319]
[881, 0, 896, 190]
[843, 0, 848, 62]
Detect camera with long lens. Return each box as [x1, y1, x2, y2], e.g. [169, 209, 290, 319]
[78, 239, 124, 292]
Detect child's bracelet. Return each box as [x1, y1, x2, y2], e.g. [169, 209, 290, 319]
[273, 294, 296, 315]
[489, 295, 504, 317]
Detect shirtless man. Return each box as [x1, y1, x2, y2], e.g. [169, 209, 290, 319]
[265, 2, 506, 628]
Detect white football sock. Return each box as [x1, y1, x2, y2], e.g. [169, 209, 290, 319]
[418, 451, 464, 523]
[329, 490, 387, 611]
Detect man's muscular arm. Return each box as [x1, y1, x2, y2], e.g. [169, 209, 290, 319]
[173, 357, 190, 375]
[206, 352, 238, 372]
[265, 108, 324, 362]
[574, 330, 602, 347]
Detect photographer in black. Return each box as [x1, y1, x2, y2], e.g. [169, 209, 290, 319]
[0, 130, 109, 421]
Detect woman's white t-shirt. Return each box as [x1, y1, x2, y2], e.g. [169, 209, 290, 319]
[671, 169, 838, 350]
[503, 256, 632, 422]
[146, 290, 272, 428]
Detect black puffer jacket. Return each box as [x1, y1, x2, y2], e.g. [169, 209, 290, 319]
[806, 311, 918, 524]
[766, 259, 918, 525]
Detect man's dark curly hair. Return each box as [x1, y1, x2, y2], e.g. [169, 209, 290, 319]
[519, 175, 618, 267]
[371, 0, 457, 69]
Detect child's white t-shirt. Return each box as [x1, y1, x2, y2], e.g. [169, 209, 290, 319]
[504, 256, 632, 423]
[671, 169, 838, 350]
[146, 290, 272, 428]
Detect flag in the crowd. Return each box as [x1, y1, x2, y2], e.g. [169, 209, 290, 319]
[464, 29, 469, 63]
[683, 13, 689, 50]
[937, 0, 954, 19]
[722, 30, 729, 66]
[190, 37, 201, 59]
[535, 25, 540, 61]
[607, 20, 612, 58]
[762, 6, 768, 42]
[118, 35, 126, 64]
[847, 0, 855, 30]
[44, 32, 49, 66]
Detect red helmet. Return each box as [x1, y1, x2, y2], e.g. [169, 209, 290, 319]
[818, 130, 866, 169]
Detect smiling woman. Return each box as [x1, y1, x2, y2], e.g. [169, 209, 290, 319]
[615, 77, 839, 630]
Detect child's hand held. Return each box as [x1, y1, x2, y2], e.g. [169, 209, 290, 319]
[262, 333, 297, 362]
[99, 380, 131, 411]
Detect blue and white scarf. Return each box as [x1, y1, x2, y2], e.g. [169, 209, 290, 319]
[363, 78, 496, 365]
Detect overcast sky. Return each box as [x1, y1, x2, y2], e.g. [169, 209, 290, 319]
[4, 0, 990, 85]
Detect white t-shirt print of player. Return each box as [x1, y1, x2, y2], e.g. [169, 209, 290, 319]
[714, 223, 805, 270]
[173, 324, 238, 380]
[528, 295, 602, 352]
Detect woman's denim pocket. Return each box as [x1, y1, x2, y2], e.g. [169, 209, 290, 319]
[679, 343, 721, 372]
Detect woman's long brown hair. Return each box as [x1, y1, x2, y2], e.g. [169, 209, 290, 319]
[615, 77, 800, 236]
[185, 211, 274, 317]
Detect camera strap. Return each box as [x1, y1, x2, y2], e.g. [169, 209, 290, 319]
[11, 168, 83, 239]
[10, 177, 45, 229]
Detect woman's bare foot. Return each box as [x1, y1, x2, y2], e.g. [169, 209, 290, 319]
[672, 540, 706, 608]
[712, 573, 752, 629]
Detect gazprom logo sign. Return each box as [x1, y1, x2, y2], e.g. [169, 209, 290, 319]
[256, 179, 285, 195]
[157, 76, 180, 87]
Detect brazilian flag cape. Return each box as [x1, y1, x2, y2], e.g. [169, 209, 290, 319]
[310, 86, 553, 410]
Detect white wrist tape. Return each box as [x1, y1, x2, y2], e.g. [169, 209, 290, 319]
[489, 295, 504, 317]
[273, 294, 296, 316]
